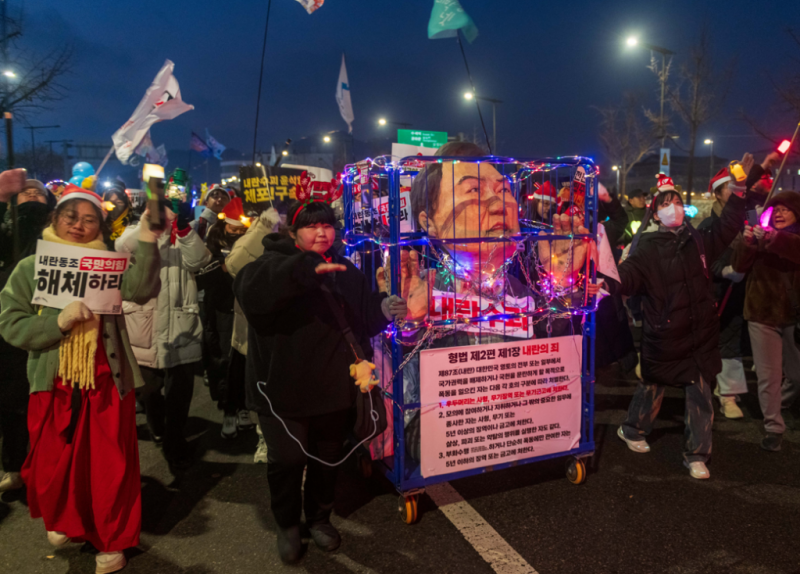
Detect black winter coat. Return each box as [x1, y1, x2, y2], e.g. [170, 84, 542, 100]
[614, 195, 745, 386]
[235, 234, 391, 418]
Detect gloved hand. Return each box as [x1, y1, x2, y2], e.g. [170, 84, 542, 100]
[381, 295, 408, 320]
[0, 168, 27, 202]
[721, 265, 745, 283]
[58, 301, 94, 332]
[176, 200, 193, 231]
[350, 361, 377, 394]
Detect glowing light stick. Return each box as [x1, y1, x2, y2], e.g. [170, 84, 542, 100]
[760, 206, 773, 228]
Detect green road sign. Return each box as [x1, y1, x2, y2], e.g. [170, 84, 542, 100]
[397, 129, 448, 148]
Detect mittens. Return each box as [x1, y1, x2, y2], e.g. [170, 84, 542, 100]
[350, 361, 377, 393]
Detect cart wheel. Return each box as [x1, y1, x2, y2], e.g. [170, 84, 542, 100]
[398, 494, 419, 524]
[566, 458, 586, 485]
[358, 453, 373, 479]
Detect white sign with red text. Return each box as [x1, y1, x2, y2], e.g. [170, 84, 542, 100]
[352, 190, 414, 233]
[419, 335, 582, 478]
[429, 289, 535, 338]
[32, 241, 130, 315]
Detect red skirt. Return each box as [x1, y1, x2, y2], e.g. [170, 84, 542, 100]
[22, 340, 141, 552]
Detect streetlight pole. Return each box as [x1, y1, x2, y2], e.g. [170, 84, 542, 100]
[626, 38, 674, 146]
[464, 92, 503, 153]
[704, 139, 713, 186]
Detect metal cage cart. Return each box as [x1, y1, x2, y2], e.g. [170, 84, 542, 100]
[342, 155, 598, 524]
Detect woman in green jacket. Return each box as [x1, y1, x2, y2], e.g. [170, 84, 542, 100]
[0, 185, 162, 574]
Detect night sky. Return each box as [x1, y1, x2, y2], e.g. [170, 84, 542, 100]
[18, 0, 800, 170]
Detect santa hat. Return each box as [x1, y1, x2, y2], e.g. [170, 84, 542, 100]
[530, 180, 558, 203]
[708, 167, 732, 194]
[57, 184, 105, 215]
[656, 173, 675, 192]
[218, 197, 249, 227]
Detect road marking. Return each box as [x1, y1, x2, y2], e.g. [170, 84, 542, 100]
[427, 482, 539, 574]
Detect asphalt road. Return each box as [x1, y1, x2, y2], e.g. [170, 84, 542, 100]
[2, 361, 799, 574]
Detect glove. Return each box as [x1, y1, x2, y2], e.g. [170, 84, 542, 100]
[381, 295, 408, 320]
[0, 168, 27, 202]
[57, 301, 94, 332]
[176, 200, 193, 231]
[721, 265, 745, 283]
[350, 361, 377, 393]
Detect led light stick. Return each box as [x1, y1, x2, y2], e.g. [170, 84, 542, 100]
[766, 123, 800, 203]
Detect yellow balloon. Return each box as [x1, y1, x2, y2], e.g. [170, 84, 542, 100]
[81, 175, 96, 190]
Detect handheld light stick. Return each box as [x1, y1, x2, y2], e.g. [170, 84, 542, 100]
[759, 206, 773, 229]
[766, 123, 800, 203]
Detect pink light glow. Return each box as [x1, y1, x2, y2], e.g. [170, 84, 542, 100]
[760, 206, 773, 228]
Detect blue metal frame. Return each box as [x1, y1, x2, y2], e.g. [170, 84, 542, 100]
[343, 155, 597, 496]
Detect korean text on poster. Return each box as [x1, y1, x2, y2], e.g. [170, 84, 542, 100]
[419, 335, 582, 478]
[32, 241, 130, 315]
[240, 165, 304, 214]
[429, 290, 534, 338]
[352, 191, 414, 233]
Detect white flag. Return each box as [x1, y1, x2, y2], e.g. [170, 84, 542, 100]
[335, 54, 354, 134]
[112, 60, 194, 165]
[205, 129, 226, 160]
[295, 0, 324, 13]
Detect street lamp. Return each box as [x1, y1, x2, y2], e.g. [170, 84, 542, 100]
[3, 70, 15, 78]
[378, 118, 386, 126]
[281, 150, 288, 156]
[323, 135, 331, 143]
[377, 118, 412, 128]
[704, 139, 714, 186]
[612, 165, 620, 191]
[462, 91, 503, 153]
[625, 36, 674, 146]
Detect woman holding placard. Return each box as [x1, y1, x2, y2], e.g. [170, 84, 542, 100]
[0, 184, 162, 574]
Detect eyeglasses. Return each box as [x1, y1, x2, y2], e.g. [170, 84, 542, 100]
[59, 211, 100, 228]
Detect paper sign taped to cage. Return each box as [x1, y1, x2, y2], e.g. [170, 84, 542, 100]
[31, 241, 130, 315]
[429, 290, 535, 338]
[419, 335, 582, 478]
[352, 191, 414, 233]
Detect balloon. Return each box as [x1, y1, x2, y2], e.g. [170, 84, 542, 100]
[71, 162, 95, 178]
[69, 175, 84, 186]
[81, 176, 96, 191]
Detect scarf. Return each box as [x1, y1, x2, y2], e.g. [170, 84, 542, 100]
[108, 207, 130, 241]
[42, 226, 106, 389]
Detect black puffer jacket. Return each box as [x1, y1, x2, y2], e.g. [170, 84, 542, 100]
[235, 234, 391, 418]
[614, 194, 745, 386]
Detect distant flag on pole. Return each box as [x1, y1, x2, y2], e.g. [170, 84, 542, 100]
[335, 54, 354, 134]
[294, 0, 324, 14]
[111, 59, 194, 165]
[190, 132, 212, 158]
[428, 0, 479, 43]
[205, 129, 226, 160]
[269, 145, 278, 165]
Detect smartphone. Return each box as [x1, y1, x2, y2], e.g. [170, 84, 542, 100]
[147, 177, 167, 231]
[746, 209, 759, 227]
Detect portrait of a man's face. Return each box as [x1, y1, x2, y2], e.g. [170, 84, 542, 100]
[418, 162, 519, 265]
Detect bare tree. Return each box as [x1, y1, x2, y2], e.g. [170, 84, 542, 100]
[0, 9, 73, 121]
[664, 27, 733, 196]
[742, 29, 800, 157]
[596, 93, 659, 196]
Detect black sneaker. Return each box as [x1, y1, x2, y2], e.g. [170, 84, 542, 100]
[761, 433, 782, 452]
[308, 520, 341, 552]
[277, 525, 303, 564]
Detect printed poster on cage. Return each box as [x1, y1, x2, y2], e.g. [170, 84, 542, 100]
[352, 191, 414, 233]
[419, 335, 582, 478]
[31, 241, 130, 315]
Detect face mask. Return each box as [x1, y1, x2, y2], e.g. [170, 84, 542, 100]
[224, 232, 243, 245]
[17, 200, 51, 227]
[657, 203, 684, 228]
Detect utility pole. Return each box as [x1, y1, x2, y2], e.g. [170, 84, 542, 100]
[45, 138, 72, 179]
[25, 124, 59, 179]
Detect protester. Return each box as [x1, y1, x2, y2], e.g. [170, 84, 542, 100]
[115, 196, 211, 471]
[102, 181, 134, 247]
[193, 184, 230, 241]
[623, 188, 649, 244]
[0, 184, 162, 573]
[224, 206, 281, 462]
[198, 197, 251, 438]
[613, 174, 745, 479]
[731, 191, 800, 451]
[235, 200, 405, 563]
[699, 168, 749, 419]
[0, 173, 57, 493]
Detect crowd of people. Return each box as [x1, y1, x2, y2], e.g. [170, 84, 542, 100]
[0, 143, 798, 570]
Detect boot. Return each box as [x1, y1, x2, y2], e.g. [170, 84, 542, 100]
[761, 433, 782, 452]
[276, 525, 303, 564]
[308, 520, 341, 552]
